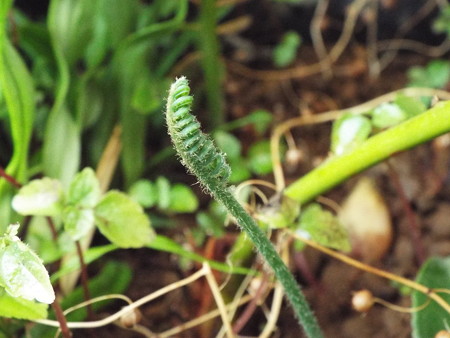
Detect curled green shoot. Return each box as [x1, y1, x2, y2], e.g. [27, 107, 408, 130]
[165, 77, 323, 338]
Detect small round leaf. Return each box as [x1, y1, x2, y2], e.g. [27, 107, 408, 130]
[0, 224, 55, 304]
[63, 206, 95, 241]
[94, 191, 155, 248]
[168, 184, 199, 213]
[66, 167, 100, 208]
[128, 179, 157, 208]
[331, 114, 372, 156]
[12, 178, 63, 216]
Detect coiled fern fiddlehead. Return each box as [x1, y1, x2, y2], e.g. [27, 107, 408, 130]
[165, 77, 323, 338]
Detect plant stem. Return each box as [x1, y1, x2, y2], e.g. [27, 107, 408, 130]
[284, 100, 450, 203]
[166, 77, 322, 337]
[212, 186, 323, 338]
[0, 166, 21, 188]
[51, 300, 72, 338]
[45, 216, 58, 241]
[75, 240, 94, 319]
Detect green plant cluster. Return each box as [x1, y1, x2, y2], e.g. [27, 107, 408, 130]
[0, 0, 450, 337]
[13, 168, 154, 248]
[330, 94, 428, 156]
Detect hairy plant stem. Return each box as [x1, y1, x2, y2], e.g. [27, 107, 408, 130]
[211, 186, 323, 338]
[166, 77, 322, 337]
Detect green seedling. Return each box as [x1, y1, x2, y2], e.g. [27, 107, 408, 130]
[407, 60, 450, 90]
[214, 130, 283, 182]
[433, 4, 450, 37]
[273, 31, 302, 68]
[12, 168, 155, 248]
[129, 177, 199, 213]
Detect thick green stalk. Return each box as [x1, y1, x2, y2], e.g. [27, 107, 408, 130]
[284, 100, 450, 203]
[165, 77, 323, 338]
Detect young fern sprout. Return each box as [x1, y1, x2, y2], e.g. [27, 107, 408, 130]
[166, 78, 231, 188]
[165, 77, 323, 338]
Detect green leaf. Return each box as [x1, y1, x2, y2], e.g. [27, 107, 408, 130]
[297, 203, 351, 252]
[12, 178, 63, 216]
[66, 167, 100, 207]
[433, 5, 450, 36]
[156, 176, 171, 210]
[75, 77, 104, 130]
[168, 184, 198, 213]
[113, 43, 149, 187]
[273, 31, 302, 68]
[249, 110, 273, 134]
[408, 60, 450, 89]
[62, 206, 95, 241]
[412, 256, 450, 338]
[248, 140, 274, 175]
[331, 114, 372, 156]
[94, 191, 155, 248]
[371, 103, 408, 129]
[131, 75, 165, 114]
[214, 131, 242, 160]
[43, 106, 81, 188]
[128, 179, 157, 208]
[47, 0, 96, 67]
[257, 194, 300, 229]
[83, 13, 108, 69]
[196, 212, 225, 238]
[228, 158, 251, 184]
[0, 224, 55, 304]
[0, 30, 35, 228]
[394, 94, 427, 118]
[196, 200, 227, 237]
[0, 289, 48, 320]
[45, 0, 77, 190]
[0, 38, 34, 183]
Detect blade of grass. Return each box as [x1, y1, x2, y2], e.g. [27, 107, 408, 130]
[0, 2, 35, 230]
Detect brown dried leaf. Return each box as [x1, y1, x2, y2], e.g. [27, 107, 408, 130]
[338, 177, 392, 262]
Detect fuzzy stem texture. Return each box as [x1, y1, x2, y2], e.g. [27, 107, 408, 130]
[165, 77, 323, 338]
[213, 185, 323, 338]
